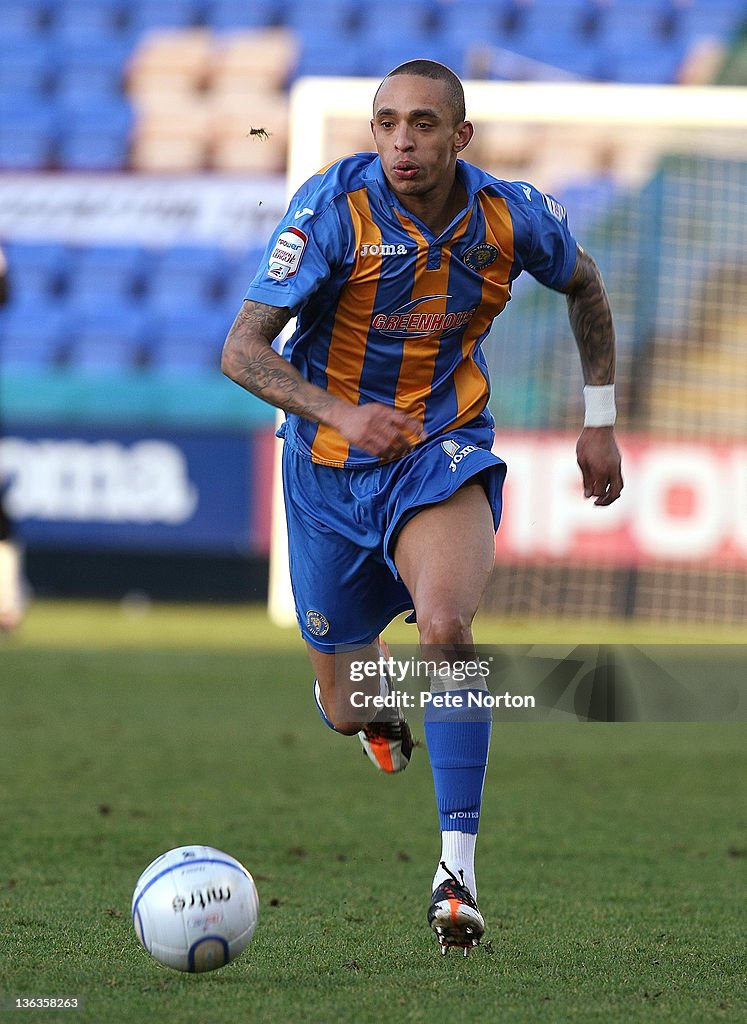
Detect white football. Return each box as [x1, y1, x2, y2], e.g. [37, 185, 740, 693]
[131, 845, 259, 972]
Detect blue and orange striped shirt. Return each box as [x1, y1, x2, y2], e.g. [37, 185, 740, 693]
[245, 154, 577, 467]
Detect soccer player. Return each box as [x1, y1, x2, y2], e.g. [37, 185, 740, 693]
[222, 60, 623, 955]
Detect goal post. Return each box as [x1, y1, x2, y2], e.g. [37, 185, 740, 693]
[269, 78, 747, 627]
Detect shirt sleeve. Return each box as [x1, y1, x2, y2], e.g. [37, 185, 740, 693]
[243, 192, 344, 314]
[512, 184, 578, 291]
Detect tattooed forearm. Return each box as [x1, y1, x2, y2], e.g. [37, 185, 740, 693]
[234, 342, 339, 422]
[221, 300, 342, 426]
[563, 246, 616, 385]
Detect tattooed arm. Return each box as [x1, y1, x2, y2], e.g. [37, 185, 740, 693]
[221, 300, 339, 423]
[221, 299, 424, 460]
[561, 246, 623, 505]
[562, 244, 616, 386]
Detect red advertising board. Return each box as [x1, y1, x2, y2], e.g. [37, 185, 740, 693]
[493, 433, 747, 567]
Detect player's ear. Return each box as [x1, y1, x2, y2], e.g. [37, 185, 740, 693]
[454, 120, 474, 152]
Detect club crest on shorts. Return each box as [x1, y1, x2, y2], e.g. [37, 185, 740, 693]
[305, 609, 330, 637]
[463, 242, 499, 272]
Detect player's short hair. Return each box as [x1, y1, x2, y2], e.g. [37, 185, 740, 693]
[374, 60, 466, 125]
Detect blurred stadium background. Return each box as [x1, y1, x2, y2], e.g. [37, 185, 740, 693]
[1, 0, 746, 627]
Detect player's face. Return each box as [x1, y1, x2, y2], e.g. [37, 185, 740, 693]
[371, 75, 472, 204]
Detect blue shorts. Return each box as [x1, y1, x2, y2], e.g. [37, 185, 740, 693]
[282, 421, 507, 652]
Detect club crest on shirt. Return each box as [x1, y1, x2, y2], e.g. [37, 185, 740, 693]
[463, 242, 499, 272]
[267, 226, 307, 281]
[305, 609, 330, 637]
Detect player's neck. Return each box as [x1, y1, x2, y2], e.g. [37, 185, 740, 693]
[399, 178, 467, 236]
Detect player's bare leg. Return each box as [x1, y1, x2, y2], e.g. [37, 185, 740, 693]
[393, 481, 496, 954]
[393, 482, 495, 651]
[308, 640, 414, 772]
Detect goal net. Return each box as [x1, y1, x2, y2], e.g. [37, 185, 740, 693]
[270, 79, 747, 627]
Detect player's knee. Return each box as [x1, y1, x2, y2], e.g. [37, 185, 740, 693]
[417, 606, 473, 647]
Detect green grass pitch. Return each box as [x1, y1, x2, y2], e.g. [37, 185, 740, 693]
[1, 602, 745, 1023]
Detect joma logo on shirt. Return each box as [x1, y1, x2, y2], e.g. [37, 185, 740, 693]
[359, 243, 409, 256]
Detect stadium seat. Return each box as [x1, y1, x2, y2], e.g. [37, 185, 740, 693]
[53, 44, 130, 106]
[4, 242, 73, 304]
[212, 29, 299, 92]
[55, 101, 133, 171]
[129, 86, 211, 172]
[0, 307, 72, 370]
[1, 0, 55, 41]
[357, 10, 445, 72]
[63, 246, 151, 314]
[436, 3, 506, 50]
[0, 41, 57, 101]
[206, 0, 281, 31]
[143, 246, 232, 316]
[128, 0, 208, 34]
[209, 88, 289, 173]
[283, 0, 362, 38]
[130, 129, 208, 172]
[56, 129, 131, 171]
[65, 309, 152, 373]
[0, 98, 58, 170]
[148, 311, 229, 372]
[358, 0, 440, 37]
[52, 0, 131, 42]
[225, 247, 268, 290]
[126, 28, 214, 95]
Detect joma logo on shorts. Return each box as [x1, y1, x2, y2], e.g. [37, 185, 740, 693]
[441, 441, 478, 472]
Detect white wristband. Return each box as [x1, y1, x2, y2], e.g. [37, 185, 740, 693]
[583, 385, 616, 427]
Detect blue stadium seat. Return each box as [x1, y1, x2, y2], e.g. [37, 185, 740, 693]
[55, 101, 133, 171]
[52, 44, 129, 106]
[225, 246, 266, 283]
[64, 246, 151, 314]
[0, 307, 71, 370]
[0, 98, 58, 170]
[295, 38, 368, 78]
[52, 0, 131, 42]
[56, 130, 131, 172]
[679, 5, 745, 44]
[284, 0, 362, 36]
[128, 0, 207, 33]
[143, 246, 232, 316]
[148, 311, 229, 372]
[1, 0, 55, 41]
[358, 0, 440, 42]
[0, 41, 57, 101]
[356, 38, 458, 79]
[4, 242, 73, 304]
[611, 42, 686, 85]
[206, 0, 281, 30]
[282, 1, 360, 76]
[65, 309, 152, 373]
[436, 3, 505, 50]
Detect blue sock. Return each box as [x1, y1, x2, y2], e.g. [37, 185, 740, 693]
[424, 688, 492, 835]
